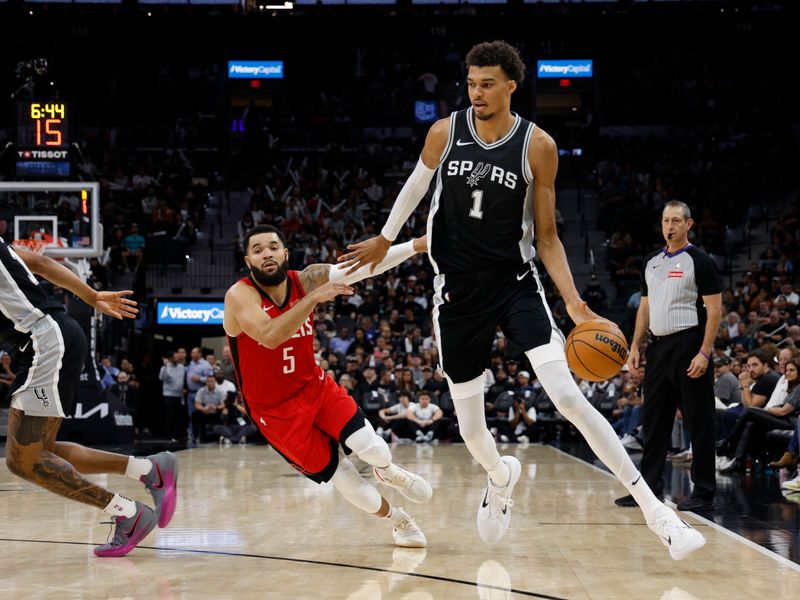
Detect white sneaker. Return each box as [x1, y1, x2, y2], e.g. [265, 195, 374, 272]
[621, 434, 642, 451]
[648, 506, 706, 561]
[477, 456, 522, 544]
[518, 435, 530, 444]
[374, 464, 433, 503]
[424, 431, 434, 443]
[716, 456, 736, 472]
[781, 475, 800, 492]
[391, 507, 427, 548]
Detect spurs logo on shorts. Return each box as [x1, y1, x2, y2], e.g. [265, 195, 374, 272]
[34, 387, 50, 408]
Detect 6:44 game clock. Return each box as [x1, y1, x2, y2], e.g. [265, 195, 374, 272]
[15, 101, 71, 178]
[18, 101, 69, 147]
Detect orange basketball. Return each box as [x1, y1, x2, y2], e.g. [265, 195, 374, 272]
[565, 319, 629, 382]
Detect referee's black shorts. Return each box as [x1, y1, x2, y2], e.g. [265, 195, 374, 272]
[9, 309, 87, 418]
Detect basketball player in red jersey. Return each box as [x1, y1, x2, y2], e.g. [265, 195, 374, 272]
[224, 224, 432, 547]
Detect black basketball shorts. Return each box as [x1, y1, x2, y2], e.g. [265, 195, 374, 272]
[9, 309, 88, 418]
[432, 262, 557, 384]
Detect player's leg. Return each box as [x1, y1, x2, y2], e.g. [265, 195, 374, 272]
[434, 274, 521, 543]
[526, 339, 705, 560]
[5, 408, 156, 556]
[330, 456, 426, 547]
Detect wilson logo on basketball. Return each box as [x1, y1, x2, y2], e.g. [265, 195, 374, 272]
[595, 334, 629, 361]
[668, 271, 684, 278]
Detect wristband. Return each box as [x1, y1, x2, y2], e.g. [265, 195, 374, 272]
[698, 350, 710, 360]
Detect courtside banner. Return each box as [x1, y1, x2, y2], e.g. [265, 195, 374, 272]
[157, 302, 224, 325]
[536, 59, 593, 78]
[228, 61, 284, 79]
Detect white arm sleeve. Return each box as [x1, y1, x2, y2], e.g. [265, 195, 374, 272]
[380, 158, 436, 241]
[329, 240, 416, 285]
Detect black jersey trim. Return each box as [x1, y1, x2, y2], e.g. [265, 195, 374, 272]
[466, 107, 521, 150]
[247, 272, 293, 310]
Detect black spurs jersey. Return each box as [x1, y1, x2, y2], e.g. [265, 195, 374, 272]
[428, 107, 536, 275]
[0, 237, 63, 345]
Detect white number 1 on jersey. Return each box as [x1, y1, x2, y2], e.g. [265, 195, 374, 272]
[469, 189, 484, 220]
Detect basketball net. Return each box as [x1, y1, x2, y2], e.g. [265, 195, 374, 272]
[13, 238, 49, 255]
[13, 239, 93, 281]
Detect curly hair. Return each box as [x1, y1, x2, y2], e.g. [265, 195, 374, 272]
[465, 40, 526, 84]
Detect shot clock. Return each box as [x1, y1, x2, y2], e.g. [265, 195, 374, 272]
[15, 100, 72, 178]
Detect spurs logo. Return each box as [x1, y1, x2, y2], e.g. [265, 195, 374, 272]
[35, 387, 50, 408]
[466, 162, 491, 188]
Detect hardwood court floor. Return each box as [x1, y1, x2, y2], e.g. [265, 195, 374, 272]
[1, 443, 799, 599]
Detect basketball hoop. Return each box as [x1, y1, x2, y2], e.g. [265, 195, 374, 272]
[13, 239, 49, 255]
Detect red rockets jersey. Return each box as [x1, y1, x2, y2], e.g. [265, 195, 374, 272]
[228, 270, 318, 409]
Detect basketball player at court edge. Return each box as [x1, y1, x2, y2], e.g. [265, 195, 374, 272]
[339, 40, 705, 559]
[224, 224, 432, 547]
[1, 239, 178, 557]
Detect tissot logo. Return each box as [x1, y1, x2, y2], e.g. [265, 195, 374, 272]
[17, 150, 69, 159]
[157, 302, 225, 325]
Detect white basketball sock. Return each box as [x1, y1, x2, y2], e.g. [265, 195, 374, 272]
[530, 357, 664, 523]
[103, 493, 137, 518]
[451, 391, 509, 486]
[125, 456, 153, 480]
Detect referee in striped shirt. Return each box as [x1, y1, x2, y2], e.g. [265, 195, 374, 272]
[616, 201, 722, 512]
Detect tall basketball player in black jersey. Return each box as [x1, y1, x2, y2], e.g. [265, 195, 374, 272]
[0, 240, 178, 557]
[340, 41, 705, 559]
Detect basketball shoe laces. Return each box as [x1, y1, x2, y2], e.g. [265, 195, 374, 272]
[486, 484, 514, 519]
[394, 514, 417, 533]
[382, 467, 414, 492]
[99, 517, 126, 546]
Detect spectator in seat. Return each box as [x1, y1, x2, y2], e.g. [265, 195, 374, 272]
[193, 375, 225, 443]
[122, 224, 145, 272]
[714, 356, 741, 408]
[378, 390, 415, 442]
[110, 371, 141, 436]
[214, 393, 257, 446]
[408, 391, 443, 443]
[329, 327, 354, 358]
[717, 358, 800, 473]
[718, 348, 780, 439]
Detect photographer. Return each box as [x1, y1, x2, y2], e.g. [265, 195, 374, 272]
[213, 392, 258, 446]
[510, 392, 537, 443]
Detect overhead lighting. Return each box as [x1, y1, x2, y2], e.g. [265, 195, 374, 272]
[264, 1, 293, 9]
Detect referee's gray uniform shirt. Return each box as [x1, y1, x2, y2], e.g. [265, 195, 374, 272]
[643, 244, 721, 335]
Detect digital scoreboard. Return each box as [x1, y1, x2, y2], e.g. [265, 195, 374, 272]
[16, 101, 71, 178]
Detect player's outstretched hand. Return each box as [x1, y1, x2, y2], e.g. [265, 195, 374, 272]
[312, 281, 354, 304]
[94, 290, 139, 320]
[337, 235, 392, 275]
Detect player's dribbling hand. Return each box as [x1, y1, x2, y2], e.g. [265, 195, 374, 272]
[94, 290, 139, 320]
[312, 281, 354, 304]
[566, 299, 600, 325]
[337, 235, 392, 275]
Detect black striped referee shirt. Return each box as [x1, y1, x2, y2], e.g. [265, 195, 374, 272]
[641, 244, 722, 336]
